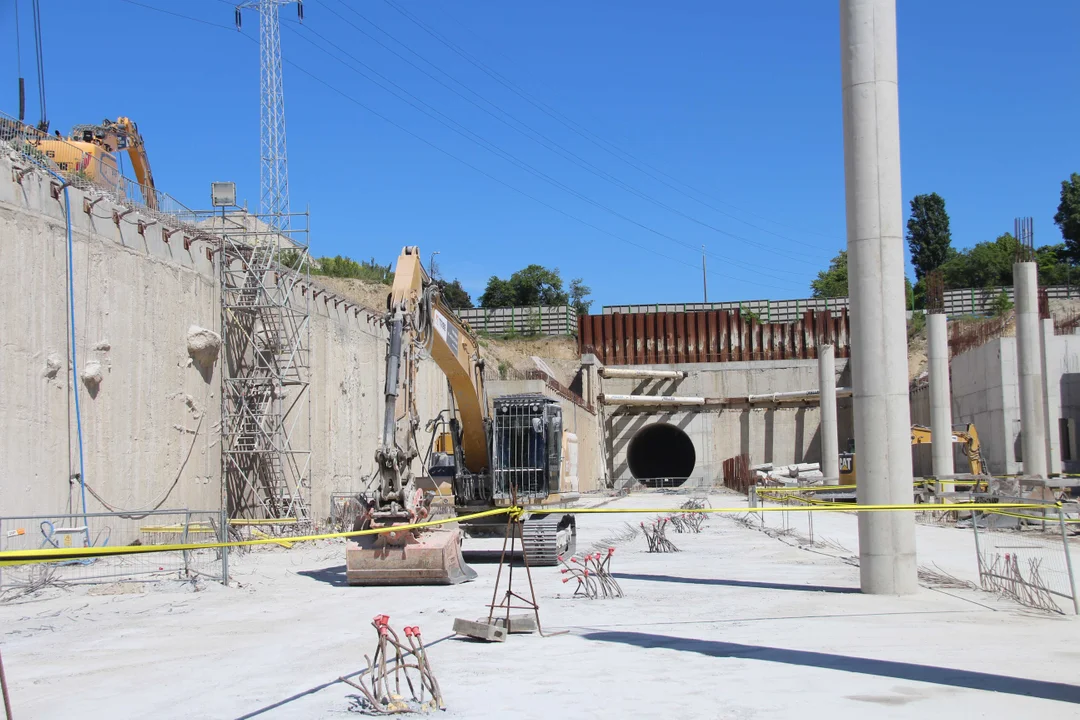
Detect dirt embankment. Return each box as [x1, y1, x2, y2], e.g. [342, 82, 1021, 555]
[306, 276, 582, 381]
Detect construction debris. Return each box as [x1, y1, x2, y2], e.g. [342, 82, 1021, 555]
[641, 518, 679, 553]
[558, 549, 624, 599]
[341, 615, 444, 715]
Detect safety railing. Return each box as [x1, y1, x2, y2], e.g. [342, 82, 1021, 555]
[0, 509, 228, 593]
[1, 110, 203, 234]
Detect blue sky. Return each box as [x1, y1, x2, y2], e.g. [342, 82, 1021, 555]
[2, 0, 1078, 307]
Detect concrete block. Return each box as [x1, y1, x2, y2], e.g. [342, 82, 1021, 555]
[453, 618, 506, 642]
[486, 614, 537, 634]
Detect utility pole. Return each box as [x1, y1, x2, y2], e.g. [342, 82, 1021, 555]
[236, 0, 304, 231]
[702, 245, 708, 303]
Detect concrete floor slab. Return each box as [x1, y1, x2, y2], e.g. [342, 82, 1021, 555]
[1, 491, 1077, 719]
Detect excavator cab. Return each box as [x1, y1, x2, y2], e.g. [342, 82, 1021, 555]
[491, 395, 562, 501]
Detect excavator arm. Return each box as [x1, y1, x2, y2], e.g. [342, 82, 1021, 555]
[70, 117, 157, 210]
[374, 246, 488, 516]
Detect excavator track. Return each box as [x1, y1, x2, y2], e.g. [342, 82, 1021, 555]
[521, 514, 576, 566]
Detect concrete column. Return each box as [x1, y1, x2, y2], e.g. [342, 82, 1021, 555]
[927, 313, 954, 478]
[1041, 317, 1061, 474]
[840, 0, 918, 594]
[819, 344, 840, 484]
[1014, 263, 1047, 478]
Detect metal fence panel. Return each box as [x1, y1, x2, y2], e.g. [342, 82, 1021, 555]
[604, 284, 1080, 322]
[971, 502, 1079, 615]
[0, 509, 227, 591]
[457, 306, 577, 336]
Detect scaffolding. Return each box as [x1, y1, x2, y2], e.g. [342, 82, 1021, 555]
[216, 209, 312, 523]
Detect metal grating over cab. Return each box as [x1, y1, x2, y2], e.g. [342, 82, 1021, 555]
[491, 395, 562, 501]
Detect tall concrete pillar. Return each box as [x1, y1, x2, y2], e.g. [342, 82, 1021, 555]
[1041, 318, 1062, 475]
[840, 0, 918, 594]
[1014, 263, 1047, 478]
[927, 313, 954, 478]
[819, 344, 840, 484]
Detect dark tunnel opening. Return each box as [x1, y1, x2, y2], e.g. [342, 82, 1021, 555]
[627, 423, 696, 487]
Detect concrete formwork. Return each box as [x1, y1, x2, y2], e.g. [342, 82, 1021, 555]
[840, 0, 917, 594]
[599, 360, 854, 489]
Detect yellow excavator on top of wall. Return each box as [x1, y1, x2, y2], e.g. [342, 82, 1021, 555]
[839, 423, 985, 484]
[344, 247, 577, 586]
[31, 117, 157, 209]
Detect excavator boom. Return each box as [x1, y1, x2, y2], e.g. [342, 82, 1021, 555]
[346, 247, 484, 586]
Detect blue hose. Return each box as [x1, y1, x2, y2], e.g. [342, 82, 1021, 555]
[44, 170, 90, 547]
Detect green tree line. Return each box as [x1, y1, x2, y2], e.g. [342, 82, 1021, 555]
[812, 174, 1080, 306]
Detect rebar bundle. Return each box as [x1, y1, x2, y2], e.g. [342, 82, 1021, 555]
[558, 549, 624, 599]
[342, 615, 444, 715]
[980, 553, 1060, 613]
[640, 518, 679, 553]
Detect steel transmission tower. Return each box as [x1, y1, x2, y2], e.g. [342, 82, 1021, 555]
[237, 0, 302, 230]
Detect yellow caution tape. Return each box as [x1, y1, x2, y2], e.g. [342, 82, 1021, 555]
[2, 502, 1067, 568]
[753, 485, 858, 493]
[0, 506, 511, 567]
[526, 502, 1052, 515]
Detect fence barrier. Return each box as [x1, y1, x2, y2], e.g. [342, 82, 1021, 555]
[971, 498, 1079, 615]
[0, 509, 228, 590]
[603, 284, 1080, 322]
[458, 306, 577, 337]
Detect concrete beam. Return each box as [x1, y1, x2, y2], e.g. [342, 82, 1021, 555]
[927, 313, 954, 478]
[840, 0, 918, 594]
[599, 394, 705, 406]
[1014, 262, 1047, 478]
[599, 367, 688, 380]
[819, 345, 840, 485]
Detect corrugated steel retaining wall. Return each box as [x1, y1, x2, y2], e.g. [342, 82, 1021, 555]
[578, 309, 849, 365]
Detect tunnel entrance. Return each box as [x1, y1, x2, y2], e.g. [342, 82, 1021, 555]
[626, 423, 696, 487]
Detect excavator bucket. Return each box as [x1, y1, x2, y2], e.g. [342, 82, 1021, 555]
[345, 525, 477, 586]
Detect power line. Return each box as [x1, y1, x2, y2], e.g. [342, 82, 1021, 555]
[115, 0, 236, 30]
[31, 0, 46, 130]
[381, 0, 842, 245]
[311, 0, 825, 265]
[97, 0, 812, 292]
[285, 22, 808, 281]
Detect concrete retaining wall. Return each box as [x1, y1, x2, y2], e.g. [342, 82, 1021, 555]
[949, 334, 1080, 476]
[598, 360, 854, 488]
[0, 153, 449, 522]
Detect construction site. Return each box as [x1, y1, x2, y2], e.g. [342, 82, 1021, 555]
[1, 1, 1079, 718]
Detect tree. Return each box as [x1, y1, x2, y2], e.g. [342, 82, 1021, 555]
[811, 250, 848, 298]
[439, 279, 473, 310]
[480, 264, 571, 307]
[508, 265, 568, 306]
[569, 278, 593, 316]
[906, 192, 954, 279]
[478, 276, 516, 308]
[1055, 173, 1080, 262]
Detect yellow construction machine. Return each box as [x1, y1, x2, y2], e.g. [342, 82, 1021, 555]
[839, 423, 985, 484]
[30, 117, 157, 208]
[345, 247, 577, 585]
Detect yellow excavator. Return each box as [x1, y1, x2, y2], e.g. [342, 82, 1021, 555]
[839, 423, 985, 484]
[30, 117, 157, 209]
[345, 247, 577, 585]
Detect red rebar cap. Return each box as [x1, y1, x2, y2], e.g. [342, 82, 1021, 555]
[373, 614, 390, 627]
